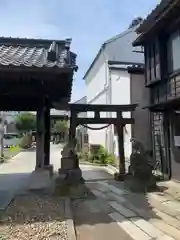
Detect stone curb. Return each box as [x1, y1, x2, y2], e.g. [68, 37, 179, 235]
[104, 164, 118, 175]
[80, 161, 107, 167]
[65, 198, 76, 240]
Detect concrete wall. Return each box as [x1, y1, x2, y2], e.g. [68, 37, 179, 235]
[130, 72, 151, 150]
[110, 68, 132, 159]
[85, 49, 108, 148]
[85, 51, 107, 103]
[87, 91, 107, 148]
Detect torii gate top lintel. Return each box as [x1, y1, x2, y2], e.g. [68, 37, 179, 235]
[53, 103, 138, 125]
[54, 103, 137, 112]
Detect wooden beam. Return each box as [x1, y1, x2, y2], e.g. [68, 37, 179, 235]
[0, 65, 73, 74]
[76, 118, 134, 125]
[50, 115, 69, 120]
[54, 103, 138, 112]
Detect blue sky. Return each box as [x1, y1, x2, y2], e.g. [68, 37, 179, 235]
[0, 0, 160, 102]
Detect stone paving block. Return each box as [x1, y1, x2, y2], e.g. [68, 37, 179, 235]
[124, 201, 152, 219]
[130, 217, 164, 238]
[109, 212, 151, 240]
[107, 192, 126, 204]
[28, 169, 52, 190]
[96, 183, 110, 193]
[84, 199, 114, 214]
[148, 192, 172, 203]
[153, 208, 180, 229]
[147, 195, 178, 217]
[156, 235, 176, 240]
[162, 200, 180, 211]
[150, 219, 180, 240]
[99, 181, 127, 195]
[0, 190, 14, 210]
[91, 189, 108, 200]
[108, 201, 137, 218]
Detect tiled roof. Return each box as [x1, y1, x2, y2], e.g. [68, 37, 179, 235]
[0, 37, 77, 70]
[136, 0, 175, 34]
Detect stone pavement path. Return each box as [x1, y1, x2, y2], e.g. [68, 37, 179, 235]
[78, 164, 179, 240]
[73, 165, 133, 239]
[72, 196, 133, 240]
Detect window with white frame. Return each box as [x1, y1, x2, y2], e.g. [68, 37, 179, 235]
[168, 30, 180, 73]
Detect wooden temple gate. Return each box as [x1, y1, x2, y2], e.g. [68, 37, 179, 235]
[0, 37, 77, 172]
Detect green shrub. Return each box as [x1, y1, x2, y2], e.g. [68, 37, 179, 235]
[77, 144, 115, 165]
[89, 144, 115, 165]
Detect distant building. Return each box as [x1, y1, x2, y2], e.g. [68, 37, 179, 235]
[84, 23, 150, 168]
[4, 111, 22, 133]
[133, 0, 180, 181]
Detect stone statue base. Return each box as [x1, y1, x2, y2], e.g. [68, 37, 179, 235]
[124, 174, 157, 193]
[55, 168, 86, 197]
[58, 167, 84, 184]
[43, 164, 54, 177]
[35, 164, 54, 177]
[58, 142, 83, 184]
[114, 172, 126, 181]
[54, 143, 85, 197]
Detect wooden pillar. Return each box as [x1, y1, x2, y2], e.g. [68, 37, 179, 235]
[36, 106, 45, 168]
[69, 109, 77, 145]
[69, 108, 78, 168]
[116, 124, 125, 174]
[116, 111, 125, 175]
[44, 99, 50, 166]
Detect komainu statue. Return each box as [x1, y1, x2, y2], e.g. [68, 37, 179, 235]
[125, 138, 156, 192]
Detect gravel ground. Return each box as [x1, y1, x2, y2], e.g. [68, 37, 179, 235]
[0, 194, 67, 240]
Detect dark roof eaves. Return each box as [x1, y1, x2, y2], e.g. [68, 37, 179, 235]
[0, 37, 71, 48]
[136, 0, 176, 34]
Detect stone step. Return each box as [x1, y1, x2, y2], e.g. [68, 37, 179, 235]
[149, 219, 180, 240]
[0, 190, 14, 210]
[148, 192, 180, 218]
[28, 170, 53, 191]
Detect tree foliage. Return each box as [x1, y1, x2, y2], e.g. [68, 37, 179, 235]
[52, 120, 68, 133]
[15, 112, 36, 133]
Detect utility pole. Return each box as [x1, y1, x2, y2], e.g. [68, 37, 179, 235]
[0, 111, 5, 159]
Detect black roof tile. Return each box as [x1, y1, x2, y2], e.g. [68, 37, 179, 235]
[0, 37, 77, 70]
[136, 0, 175, 34]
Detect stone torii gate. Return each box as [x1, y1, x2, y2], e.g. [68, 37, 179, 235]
[54, 103, 137, 181]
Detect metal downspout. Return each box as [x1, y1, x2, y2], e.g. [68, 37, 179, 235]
[102, 46, 109, 150]
[102, 45, 113, 153]
[109, 68, 114, 154]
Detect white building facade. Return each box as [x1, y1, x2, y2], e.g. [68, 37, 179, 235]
[84, 25, 144, 160]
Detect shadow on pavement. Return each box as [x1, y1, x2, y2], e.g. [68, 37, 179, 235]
[82, 168, 113, 182]
[72, 167, 164, 240]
